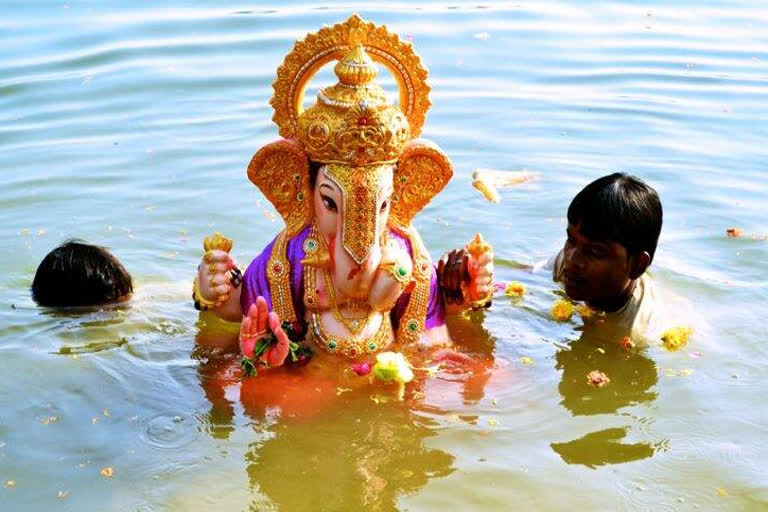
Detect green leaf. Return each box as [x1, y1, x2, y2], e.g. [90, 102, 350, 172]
[240, 357, 258, 377]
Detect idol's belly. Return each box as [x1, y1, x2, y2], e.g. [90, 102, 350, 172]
[306, 308, 395, 359]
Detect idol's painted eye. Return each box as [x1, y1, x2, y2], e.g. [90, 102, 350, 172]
[321, 195, 338, 212]
[379, 200, 389, 213]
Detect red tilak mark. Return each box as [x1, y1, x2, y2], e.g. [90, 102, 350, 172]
[347, 264, 361, 280]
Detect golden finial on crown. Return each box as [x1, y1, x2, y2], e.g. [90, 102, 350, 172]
[268, 15, 432, 167]
[297, 43, 411, 167]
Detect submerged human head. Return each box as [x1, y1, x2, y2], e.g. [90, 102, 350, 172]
[32, 240, 133, 307]
[561, 173, 662, 310]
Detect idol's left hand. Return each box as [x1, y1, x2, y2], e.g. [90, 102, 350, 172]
[437, 247, 494, 308]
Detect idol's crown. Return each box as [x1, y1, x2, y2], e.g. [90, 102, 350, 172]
[296, 44, 411, 166]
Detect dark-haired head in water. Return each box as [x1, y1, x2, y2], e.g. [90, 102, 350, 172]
[32, 240, 133, 307]
[561, 172, 662, 312]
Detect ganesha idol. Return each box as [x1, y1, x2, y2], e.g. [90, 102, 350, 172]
[192, 16, 494, 370]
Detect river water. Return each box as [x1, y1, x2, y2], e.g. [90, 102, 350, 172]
[1, 1, 767, 510]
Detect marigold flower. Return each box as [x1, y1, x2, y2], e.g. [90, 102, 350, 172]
[504, 281, 526, 298]
[621, 336, 635, 350]
[577, 303, 595, 321]
[551, 299, 575, 322]
[661, 327, 694, 352]
[586, 370, 610, 387]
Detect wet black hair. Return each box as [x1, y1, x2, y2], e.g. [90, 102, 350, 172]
[567, 173, 663, 262]
[31, 240, 133, 307]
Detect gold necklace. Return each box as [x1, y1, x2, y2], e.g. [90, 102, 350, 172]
[301, 220, 376, 336]
[310, 311, 392, 359]
[321, 267, 372, 335]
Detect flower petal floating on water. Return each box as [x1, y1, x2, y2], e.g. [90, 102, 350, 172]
[661, 327, 694, 352]
[520, 356, 534, 366]
[621, 336, 635, 350]
[372, 352, 414, 384]
[351, 361, 372, 376]
[99, 467, 114, 478]
[551, 299, 575, 322]
[504, 281, 526, 298]
[577, 303, 596, 321]
[472, 176, 500, 203]
[586, 370, 610, 387]
[726, 227, 743, 238]
[5, 480, 16, 488]
[57, 490, 69, 499]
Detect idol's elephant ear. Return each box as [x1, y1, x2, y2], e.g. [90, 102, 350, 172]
[247, 138, 313, 236]
[389, 139, 454, 229]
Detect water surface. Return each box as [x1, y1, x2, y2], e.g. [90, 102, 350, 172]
[1, 1, 767, 510]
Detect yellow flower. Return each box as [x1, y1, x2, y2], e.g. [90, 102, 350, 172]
[551, 299, 575, 322]
[99, 467, 114, 478]
[504, 281, 526, 298]
[372, 352, 414, 384]
[576, 303, 595, 321]
[520, 356, 534, 366]
[661, 327, 694, 352]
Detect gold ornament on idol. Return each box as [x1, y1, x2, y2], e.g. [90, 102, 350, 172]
[303, 220, 375, 335]
[310, 311, 393, 359]
[247, 16, 456, 343]
[378, 260, 413, 287]
[301, 222, 392, 357]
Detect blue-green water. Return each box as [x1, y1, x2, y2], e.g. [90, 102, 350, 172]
[1, 2, 767, 510]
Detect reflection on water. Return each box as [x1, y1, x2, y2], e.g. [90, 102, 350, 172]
[551, 427, 655, 469]
[245, 403, 454, 511]
[551, 322, 661, 468]
[194, 328, 459, 511]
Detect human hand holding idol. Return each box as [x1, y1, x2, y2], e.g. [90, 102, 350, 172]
[192, 16, 494, 377]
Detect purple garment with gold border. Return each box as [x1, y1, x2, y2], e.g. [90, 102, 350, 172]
[240, 226, 446, 331]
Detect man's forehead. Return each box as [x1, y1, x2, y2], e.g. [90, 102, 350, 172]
[568, 223, 619, 248]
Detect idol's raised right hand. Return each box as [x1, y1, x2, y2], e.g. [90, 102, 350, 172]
[240, 296, 290, 367]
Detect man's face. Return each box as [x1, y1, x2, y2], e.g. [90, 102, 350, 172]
[562, 223, 633, 305]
